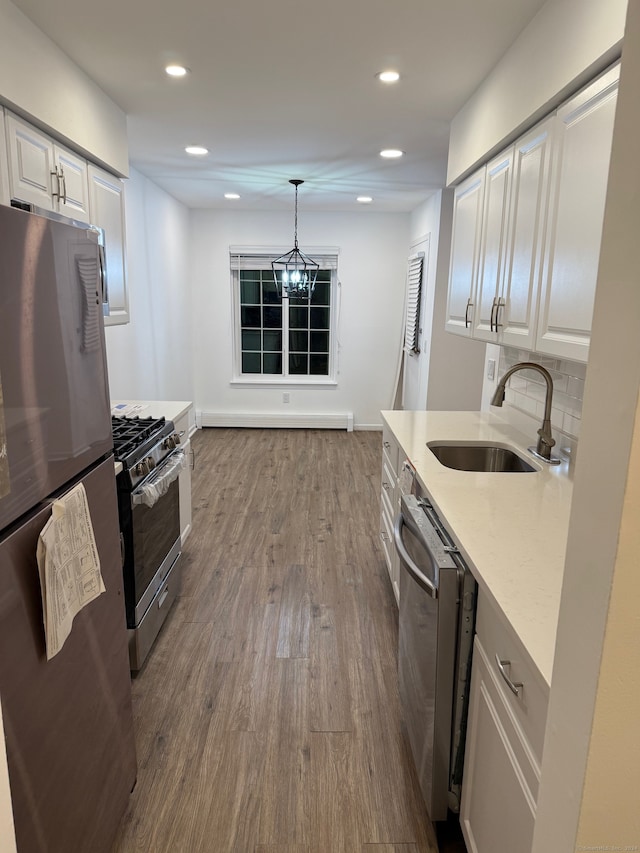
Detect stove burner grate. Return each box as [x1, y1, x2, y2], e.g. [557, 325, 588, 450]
[111, 416, 168, 460]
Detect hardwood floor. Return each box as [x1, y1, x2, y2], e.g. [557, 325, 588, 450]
[111, 428, 465, 853]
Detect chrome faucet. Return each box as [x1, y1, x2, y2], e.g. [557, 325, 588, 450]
[491, 362, 561, 465]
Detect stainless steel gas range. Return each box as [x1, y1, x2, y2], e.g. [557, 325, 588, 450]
[112, 415, 185, 670]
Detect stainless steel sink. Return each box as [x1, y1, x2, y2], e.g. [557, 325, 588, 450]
[427, 442, 537, 473]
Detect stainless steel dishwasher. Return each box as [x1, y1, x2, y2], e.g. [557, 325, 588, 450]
[393, 490, 477, 822]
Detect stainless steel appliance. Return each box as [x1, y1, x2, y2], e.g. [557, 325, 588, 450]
[112, 415, 184, 671]
[0, 204, 136, 852]
[394, 490, 476, 822]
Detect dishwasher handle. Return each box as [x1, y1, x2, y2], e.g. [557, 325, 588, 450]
[393, 511, 439, 599]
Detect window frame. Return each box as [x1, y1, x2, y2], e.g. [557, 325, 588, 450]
[229, 247, 339, 387]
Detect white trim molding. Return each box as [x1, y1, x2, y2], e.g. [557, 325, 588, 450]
[199, 411, 354, 431]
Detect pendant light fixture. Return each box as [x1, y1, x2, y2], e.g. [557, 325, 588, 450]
[272, 179, 319, 298]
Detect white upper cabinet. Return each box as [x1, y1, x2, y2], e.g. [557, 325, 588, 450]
[473, 150, 514, 342]
[445, 171, 485, 337]
[535, 64, 619, 362]
[5, 113, 90, 222]
[500, 117, 554, 349]
[88, 164, 129, 326]
[445, 63, 619, 362]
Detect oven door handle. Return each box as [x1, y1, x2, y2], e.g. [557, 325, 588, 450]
[132, 449, 186, 508]
[393, 510, 439, 599]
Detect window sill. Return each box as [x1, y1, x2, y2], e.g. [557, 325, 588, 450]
[230, 377, 338, 388]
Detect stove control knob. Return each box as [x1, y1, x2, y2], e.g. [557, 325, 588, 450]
[147, 456, 156, 470]
[135, 459, 150, 477]
[172, 432, 181, 446]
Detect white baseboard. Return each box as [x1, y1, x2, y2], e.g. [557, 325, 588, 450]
[199, 411, 354, 431]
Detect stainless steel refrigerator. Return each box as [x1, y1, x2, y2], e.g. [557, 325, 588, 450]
[0, 204, 136, 852]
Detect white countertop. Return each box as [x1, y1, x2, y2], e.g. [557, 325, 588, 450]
[111, 400, 193, 427]
[382, 410, 574, 687]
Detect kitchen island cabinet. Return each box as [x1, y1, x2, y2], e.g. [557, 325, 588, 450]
[111, 400, 194, 543]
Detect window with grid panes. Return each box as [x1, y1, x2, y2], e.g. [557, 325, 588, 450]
[237, 266, 334, 378]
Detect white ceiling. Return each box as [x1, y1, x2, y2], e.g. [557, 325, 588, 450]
[12, 0, 548, 212]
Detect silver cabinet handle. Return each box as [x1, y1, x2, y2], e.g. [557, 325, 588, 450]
[157, 586, 170, 609]
[190, 448, 196, 471]
[490, 297, 497, 332]
[51, 166, 62, 200]
[495, 655, 523, 696]
[383, 440, 391, 450]
[58, 166, 67, 203]
[380, 531, 389, 543]
[382, 481, 391, 491]
[464, 297, 473, 329]
[495, 297, 505, 329]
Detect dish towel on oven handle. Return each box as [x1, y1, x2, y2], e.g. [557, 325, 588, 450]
[132, 449, 187, 508]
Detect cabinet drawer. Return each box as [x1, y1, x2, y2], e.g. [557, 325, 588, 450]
[381, 457, 396, 519]
[476, 591, 549, 762]
[379, 503, 394, 568]
[382, 425, 399, 475]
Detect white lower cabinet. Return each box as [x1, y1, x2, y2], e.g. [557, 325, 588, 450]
[380, 426, 401, 604]
[173, 410, 194, 544]
[461, 591, 548, 853]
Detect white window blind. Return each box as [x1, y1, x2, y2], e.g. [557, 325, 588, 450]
[404, 252, 424, 354]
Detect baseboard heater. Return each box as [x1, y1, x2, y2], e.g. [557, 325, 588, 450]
[199, 412, 354, 431]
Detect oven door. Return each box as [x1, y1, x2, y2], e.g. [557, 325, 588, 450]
[130, 450, 183, 625]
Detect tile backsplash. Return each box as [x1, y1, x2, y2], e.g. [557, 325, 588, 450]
[498, 347, 586, 442]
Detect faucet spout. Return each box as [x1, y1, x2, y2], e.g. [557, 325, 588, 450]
[491, 362, 561, 465]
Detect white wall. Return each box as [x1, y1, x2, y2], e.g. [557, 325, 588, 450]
[447, 0, 627, 183]
[105, 169, 194, 403]
[0, 0, 128, 176]
[190, 209, 410, 429]
[408, 192, 486, 411]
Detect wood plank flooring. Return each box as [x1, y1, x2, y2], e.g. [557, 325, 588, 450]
[111, 428, 465, 853]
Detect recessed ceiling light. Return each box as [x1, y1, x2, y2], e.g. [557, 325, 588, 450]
[380, 149, 404, 159]
[224, 193, 240, 200]
[165, 64, 189, 77]
[185, 146, 208, 156]
[377, 70, 400, 83]
[357, 196, 373, 203]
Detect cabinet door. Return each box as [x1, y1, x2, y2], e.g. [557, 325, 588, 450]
[179, 437, 193, 543]
[473, 150, 513, 342]
[500, 117, 554, 350]
[0, 108, 9, 205]
[55, 145, 90, 223]
[445, 170, 485, 337]
[460, 638, 536, 853]
[5, 113, 56, 210]
[535, 64, 619, 362]
[88, 164, 129, 325]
